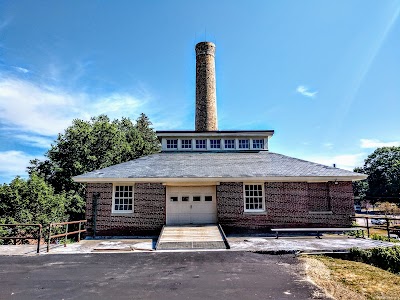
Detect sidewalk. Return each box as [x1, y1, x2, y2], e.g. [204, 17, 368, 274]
[0, 236, 396, 255]
[228, 236, 396, 253]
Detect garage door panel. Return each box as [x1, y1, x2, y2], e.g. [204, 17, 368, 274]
[166, 186, 217, 225]
[190, 213, 217, 224]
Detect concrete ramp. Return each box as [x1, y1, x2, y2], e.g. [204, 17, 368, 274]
[156, 225, 229, 250]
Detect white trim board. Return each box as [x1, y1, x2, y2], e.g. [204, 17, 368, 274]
[74, 175, 367, 183]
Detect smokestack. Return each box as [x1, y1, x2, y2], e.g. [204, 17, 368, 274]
[195, 41, 218, 131]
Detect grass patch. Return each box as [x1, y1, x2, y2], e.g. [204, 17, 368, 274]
[303, 255, 400, 300]
[369, 228, 389, 236]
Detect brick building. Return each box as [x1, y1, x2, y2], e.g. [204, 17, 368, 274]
[74, 42, 366, 236]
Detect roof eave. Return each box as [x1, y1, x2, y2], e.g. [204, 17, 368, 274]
[73, 175, 367, 184]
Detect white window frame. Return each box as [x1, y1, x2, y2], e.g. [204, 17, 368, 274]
[224, 139, 235, 149]
[166, 139, 178, 149]
[252, 139, 264, 149]
[239, 139, 250, 149]
[196, 139, 207, 149]
[181, 139, 192, 149]
[112, 184, 134, 213]
[210, 139, 221, 149]
[243, 183, 265, 212]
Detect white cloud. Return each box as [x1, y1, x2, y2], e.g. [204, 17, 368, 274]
[303, 153, 366, 171]
[0, 77, 148, 137]
[296, 85, 317, 98]
[14, 134, 54, 149]
[360, 139, 400, 149]
[0, 151, 38, 182]
[323, 143, 333, 149]
[13, 66, 29, 74]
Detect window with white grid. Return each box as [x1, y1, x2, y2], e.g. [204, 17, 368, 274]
[113, 185, 133, 213]
[181, 139, 192, 149]
[224, 139, 235, 149]
[244, 184, 265, 212]
[239, 139, 249, 149]
[166, 139, 178, 149]
[210, 139, 221, 149]
[196, 139, 206, 149]
[252, 139, 264, 149]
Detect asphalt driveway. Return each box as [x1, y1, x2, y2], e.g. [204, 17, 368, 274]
[0, 252, 328, 300]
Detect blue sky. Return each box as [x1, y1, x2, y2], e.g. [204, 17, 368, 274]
[1, 0, 400, 183]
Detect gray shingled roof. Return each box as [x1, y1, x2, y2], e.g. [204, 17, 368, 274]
[73, 152, 366, 181]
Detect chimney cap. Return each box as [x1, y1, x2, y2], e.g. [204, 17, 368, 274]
[195, 42, 216, 56]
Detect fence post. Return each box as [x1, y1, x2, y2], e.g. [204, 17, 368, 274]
[64, 224, 68, 247]
[78, 221, 81, 242]
[36, 225, 42, 254]
[366, 217, 370, 238]
[386, 217, 390, 239]
[47, 224, 51, 252]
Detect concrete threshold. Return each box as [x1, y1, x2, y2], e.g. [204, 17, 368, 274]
[156, 225, 228, 250]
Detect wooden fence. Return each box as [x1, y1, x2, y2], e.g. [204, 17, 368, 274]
[0, 224, 42, 253]
[352, 216, 400, 239]
[47, 220, 87, 252]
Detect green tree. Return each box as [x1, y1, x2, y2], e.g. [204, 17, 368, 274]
[0, 173, 83, 244]
[354, 147, 400, 203]
[0, 173, 81, 225]
[28, 114, 160, 219]
[352, 167, 369, 201]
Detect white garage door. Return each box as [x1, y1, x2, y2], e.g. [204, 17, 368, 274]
[166, 186, 217, 225]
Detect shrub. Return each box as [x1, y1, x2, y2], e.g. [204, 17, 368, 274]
[350, 246, 400, 274]
[370, 233, 399, 243]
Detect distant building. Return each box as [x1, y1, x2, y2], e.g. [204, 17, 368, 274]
[74, 42, 366, 236]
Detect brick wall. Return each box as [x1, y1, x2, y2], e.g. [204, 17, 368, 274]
[217, 182, 354, 232]
[86, 183, 165, 236]
[85, 181, 354, 235]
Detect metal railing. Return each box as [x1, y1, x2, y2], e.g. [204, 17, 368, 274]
[351, 216, 400, 239]
[47, 220, 87, 252]
[0, 224, 42, 253]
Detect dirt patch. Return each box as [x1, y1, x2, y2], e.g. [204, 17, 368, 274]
[300, 256, 365, 300]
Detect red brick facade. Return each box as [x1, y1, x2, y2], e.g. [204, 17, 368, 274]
[86, 183, 166, 236]
[217, 182, 354, 232]
[85, 181, 354, 236]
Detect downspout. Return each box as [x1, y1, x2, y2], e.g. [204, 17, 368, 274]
[327, 182, 332, 212]
[92, 192, 100, 238]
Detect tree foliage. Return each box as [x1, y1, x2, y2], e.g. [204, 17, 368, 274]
[1, 113, 159, 234]
[353, 147, 400, 203]
[28, 114, 161, 201]
[0, 173, 83, 225]
[375, 201, 400, 216]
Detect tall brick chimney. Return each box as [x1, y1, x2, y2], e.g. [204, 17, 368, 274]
[195, 41, 218, 131]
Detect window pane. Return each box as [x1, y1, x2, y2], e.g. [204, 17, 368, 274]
[239, 139, 249, 149]
[114, 185, 133, 212]
[205, 196, 212, 201]
[196, 140, 206, 149]
[253, 139, 264, 149]
[181, 139, 192, 149]
[193, 196, 201, 201]
[224, 139, 235, 149]
[167, 139, 178, 149]
[210, 139, 221, 149]
[182, 196, 189, 201]
[170, 197, 178, 202]
[244, 184, 264, 211]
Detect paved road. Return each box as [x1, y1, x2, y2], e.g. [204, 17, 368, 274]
[0, 252, 327, 300]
